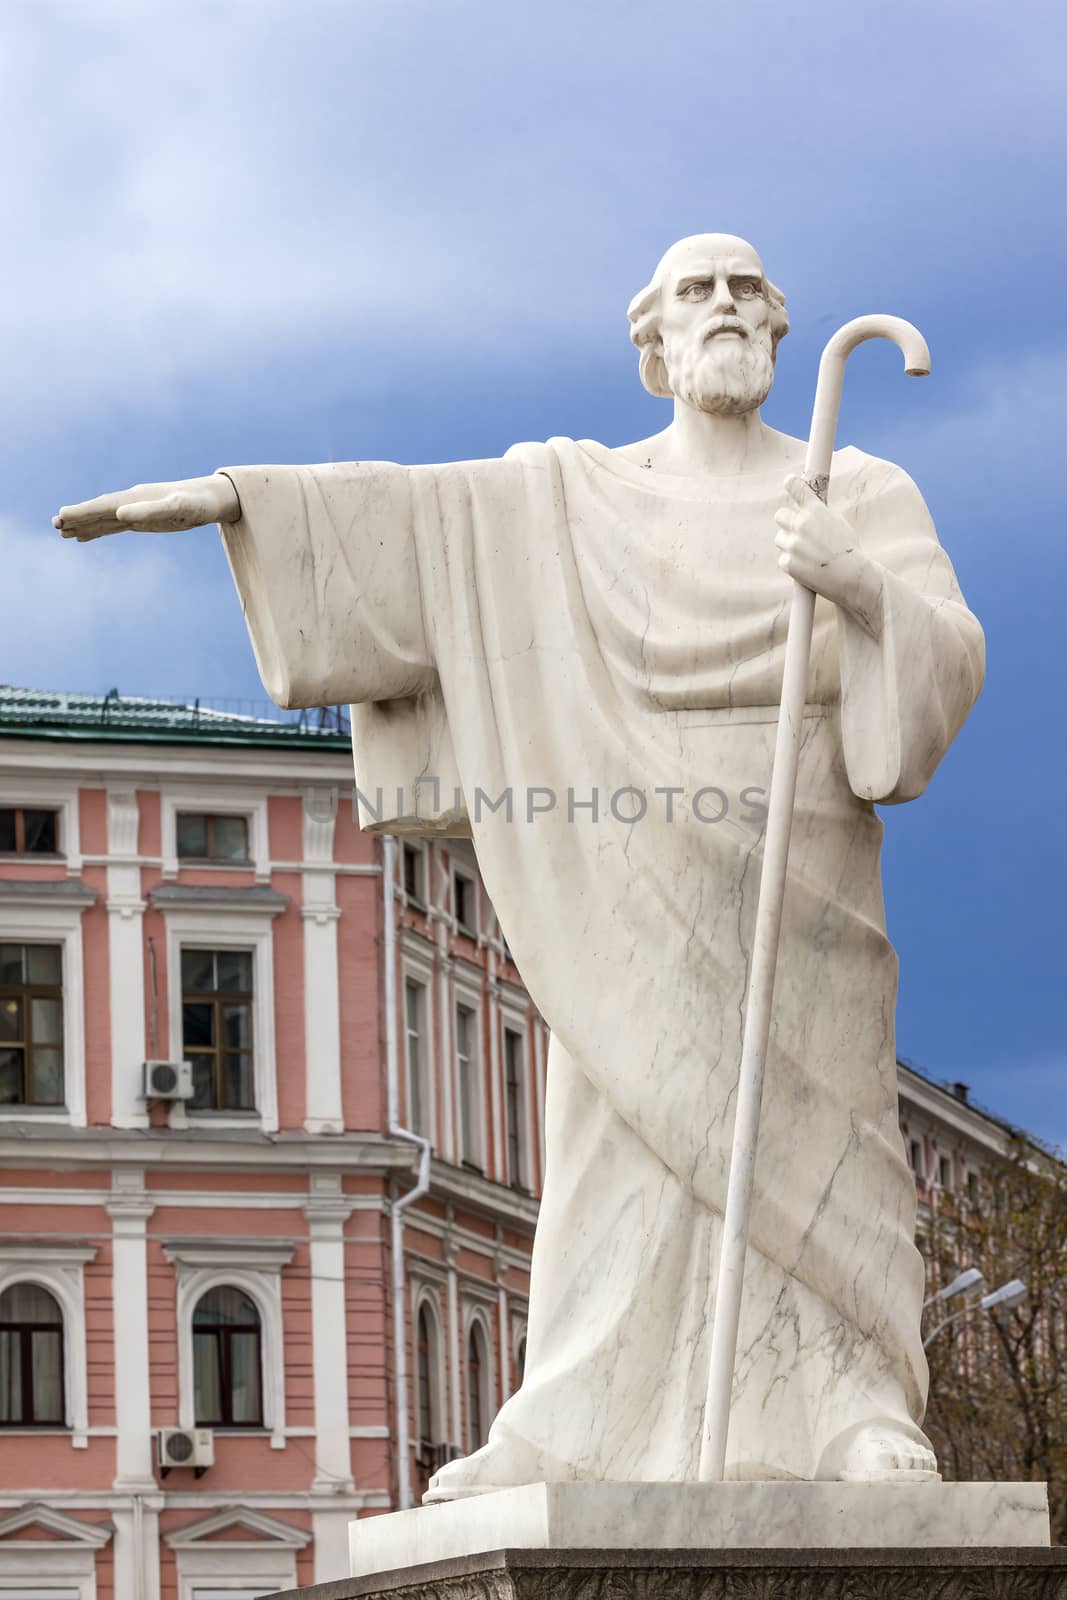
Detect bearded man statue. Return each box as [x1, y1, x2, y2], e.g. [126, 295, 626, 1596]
[56, 234, 984, 1492]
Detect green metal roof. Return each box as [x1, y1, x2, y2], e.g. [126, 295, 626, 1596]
[0, 686, 352, 750]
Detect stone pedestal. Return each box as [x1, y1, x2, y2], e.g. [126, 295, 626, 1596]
[300, 1544, 1067, 1600]
[294, 1483, 1064, 1600]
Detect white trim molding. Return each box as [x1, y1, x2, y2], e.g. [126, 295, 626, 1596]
[160, 787, 270, 883]
[163, 1237, 294, 1450]
[0, 880, 95, 1129]
[152, 888, 288, 1134]
[0, 1245, 97, 1447]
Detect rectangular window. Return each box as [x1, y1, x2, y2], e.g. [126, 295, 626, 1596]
[0, 943, 64, 1107]
[453, 870, 475, 934]
[402, 843, 425, 904]
[181, 948, 255, 1111]
[455, 1003, 482, 1169]
[939, 1154, 953, 1189]
[504, 1028, 526, 1189]
[176, 811, 250, 863]
[909, 1139, 924, 1178]
[405, 978, 428, 1135]
[0, 807, 58, 855]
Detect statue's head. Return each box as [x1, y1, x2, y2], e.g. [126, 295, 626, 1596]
[627, 234, 789, 416]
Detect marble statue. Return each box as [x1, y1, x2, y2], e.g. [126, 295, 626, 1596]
[56, 234, 985, 1494]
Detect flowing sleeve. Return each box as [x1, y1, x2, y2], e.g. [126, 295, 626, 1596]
[216, 462, 435, 708]
[836, 458, 985, 804]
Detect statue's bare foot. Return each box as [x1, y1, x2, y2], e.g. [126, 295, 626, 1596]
[817, 1420, 940, 1483]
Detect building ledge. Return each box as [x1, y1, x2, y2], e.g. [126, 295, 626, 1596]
[0, 876, 97, 908]
[149, 883, 290, 915]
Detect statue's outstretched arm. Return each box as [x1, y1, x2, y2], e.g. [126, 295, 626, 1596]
[54, 473, 241, 542]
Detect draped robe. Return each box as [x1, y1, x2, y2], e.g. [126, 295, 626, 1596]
[219, 438, 984, 1485]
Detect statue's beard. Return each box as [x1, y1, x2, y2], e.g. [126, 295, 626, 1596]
[664, 326, 775, 416]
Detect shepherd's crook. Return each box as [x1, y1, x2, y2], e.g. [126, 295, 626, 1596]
[699, 315, 932, 1483]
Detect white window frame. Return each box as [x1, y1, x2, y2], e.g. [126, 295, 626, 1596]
[461, 1304, 494, 1454]
[164, 1240, 293, 1451]
[400, 840, 428, 909]
[161, 788, 269, 883]
[0, 777, 81, 877]
[166, 1507, 308, 1600]
[401, 944, 435, 1142]
[500, 1008, 533, 1192]
[453, 984, 484, 1171]
[0, 890, 91, 1128]
[163, 908, 279, 1132]
[0, 1246, 96, 1447]
[410, 1284, 447, 1455]
[451, 862, 479, 938]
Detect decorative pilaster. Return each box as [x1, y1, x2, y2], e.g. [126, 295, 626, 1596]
[303, 787, 344, 1135]
[443, 1224, 462, 1452]
[486, 958, 504, 1181]
[107, 789, 148, 1128]
[107, 1170, 156, 1491]
[304, 1173, 356, 1494]
[494, 1248, 510, 1404]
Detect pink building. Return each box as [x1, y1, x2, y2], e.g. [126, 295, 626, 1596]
[0, 688, 545, 1600]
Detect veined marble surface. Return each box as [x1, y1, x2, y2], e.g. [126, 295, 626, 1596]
[348, 1483, 1050, 1572]
[56, 234, 992, 1494]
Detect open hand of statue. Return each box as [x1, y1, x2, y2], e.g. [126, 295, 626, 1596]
[774, 474, 883, 635]
[53, 475, 241, 542]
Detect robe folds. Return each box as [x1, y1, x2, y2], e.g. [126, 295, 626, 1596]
[219, 438, 984, 1484]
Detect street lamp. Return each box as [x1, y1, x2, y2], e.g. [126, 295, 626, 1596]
[980, 1277, 1026, 1312]
[923, 1266, 985, 1310]
[922, 1276, 1028, 1348]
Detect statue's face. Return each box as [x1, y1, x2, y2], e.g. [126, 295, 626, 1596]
[657, 236, 775, 416]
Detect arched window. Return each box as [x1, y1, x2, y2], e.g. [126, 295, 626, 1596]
[193, 1286, 263, 1427]
[0, 1282, 65, 1426]
[416, 1304, 438, 1453]
[466, 1321, 490, 1453]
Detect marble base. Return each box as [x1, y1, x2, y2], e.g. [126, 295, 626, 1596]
[305, 1547, 1067, 1600]
[349, 1483, 1050, 1575]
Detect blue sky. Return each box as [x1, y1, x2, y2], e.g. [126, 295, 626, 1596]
[4, 1, 1065, 1141]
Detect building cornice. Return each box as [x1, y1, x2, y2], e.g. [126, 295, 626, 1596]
[428, 1157, 539, 1233]
[896, 1063, 1018, 1156]
[0, 1128, 419, 1173]
[0, 737, 354, 784]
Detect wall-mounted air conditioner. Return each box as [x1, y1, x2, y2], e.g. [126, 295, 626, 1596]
[143, 1060, 193, 1100]
[158, 1426, 214, 1476]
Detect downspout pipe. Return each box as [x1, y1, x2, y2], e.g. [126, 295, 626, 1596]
[382, 833, 433, 1510]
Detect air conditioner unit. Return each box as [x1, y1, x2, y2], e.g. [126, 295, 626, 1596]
[143, 1060, 193, 1100]
[158, 1426, 214, 1476]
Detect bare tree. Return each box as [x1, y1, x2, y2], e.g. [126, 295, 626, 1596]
[922, 1138, 1067, 1543]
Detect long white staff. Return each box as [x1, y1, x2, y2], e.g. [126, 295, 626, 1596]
[699, 314, 932, 1483]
